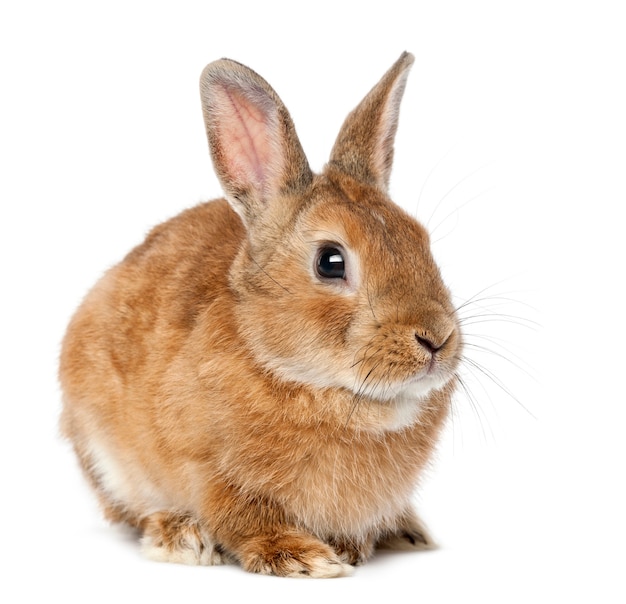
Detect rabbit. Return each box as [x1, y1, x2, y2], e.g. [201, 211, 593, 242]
[59, 51, 462, 578]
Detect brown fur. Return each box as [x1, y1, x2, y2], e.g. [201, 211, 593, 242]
[59, 52, 462, 577]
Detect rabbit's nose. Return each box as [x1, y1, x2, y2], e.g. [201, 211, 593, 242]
[415, 323, 455, 354]
[415, 334, 440, 354]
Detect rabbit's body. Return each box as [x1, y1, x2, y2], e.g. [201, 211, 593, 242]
[60, 53, 461, 577]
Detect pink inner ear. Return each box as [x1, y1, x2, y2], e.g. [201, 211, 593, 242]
[216, 85, 277, 191]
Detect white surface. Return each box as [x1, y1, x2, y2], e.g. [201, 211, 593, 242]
[1, 1, 624, 602]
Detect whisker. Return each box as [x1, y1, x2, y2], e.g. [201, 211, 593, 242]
[462, 356, 537, 420]
[249, 255, 292, 294]
[415, 145, 455, 218]
[430, 187, 495, 241]
[346, 360, 384, 428]
[365, 272, 380, 323]
[454, 293, 539, 316]
[462, 341, 538, 382]
[462, 330, 532, 357]
[451, 278, 530, 313]
[426, 163, 491, 231]
[454, 372, 494, 444]
[352, 353, 381, 401]
[351, 336, 385, 370]
[458, 312, 540, 330]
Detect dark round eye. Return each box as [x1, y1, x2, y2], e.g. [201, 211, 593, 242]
[316, 247, 346, 280]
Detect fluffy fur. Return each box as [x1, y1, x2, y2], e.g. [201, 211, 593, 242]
[59, 52, 462, 578]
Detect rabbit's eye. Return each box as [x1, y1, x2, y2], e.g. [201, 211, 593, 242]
[316, 247, 346, 280]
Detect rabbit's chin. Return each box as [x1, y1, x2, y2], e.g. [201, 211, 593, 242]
[343, 372, 451, 405]
[376, 374, 454, 430]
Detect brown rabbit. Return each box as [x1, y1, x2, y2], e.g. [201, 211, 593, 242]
[59, 51, 462, 577]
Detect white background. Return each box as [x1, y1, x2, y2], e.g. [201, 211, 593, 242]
[1, 1, 624, 602]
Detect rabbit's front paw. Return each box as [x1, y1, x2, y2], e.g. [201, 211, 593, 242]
[241, 533, 353, 578]
[140, 511, 226, 566]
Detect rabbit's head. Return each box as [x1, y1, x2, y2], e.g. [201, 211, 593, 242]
[200, 53, 461, 423]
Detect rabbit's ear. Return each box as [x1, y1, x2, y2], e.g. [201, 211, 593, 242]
[329, 52, 414, 192]
[200, 59, 312, 226]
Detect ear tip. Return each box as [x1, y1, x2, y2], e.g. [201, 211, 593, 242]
[200, 58, 262, 93]
[398, 51, 415, 69]
[200, 58, 238, 87]
[199, 59, 276, 111]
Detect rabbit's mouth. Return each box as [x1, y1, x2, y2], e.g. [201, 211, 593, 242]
[411, 349, 450, 381]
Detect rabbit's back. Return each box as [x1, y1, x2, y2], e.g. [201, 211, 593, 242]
[61, 198, 241, 388]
